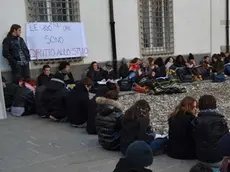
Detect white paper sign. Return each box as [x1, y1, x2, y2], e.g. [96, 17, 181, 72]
[26, 22, 88, 60]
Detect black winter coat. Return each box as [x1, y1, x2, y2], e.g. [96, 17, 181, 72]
[86, 69, 104, 83]
[193, 111, 229, 163]
[2, 35, 30, 63]
[66, 82, 90, 125]
[113, 158, 152, 172]
[120, 117, 155, 155]
[154, 66, 166, 78]
[36, 73, 53, 87]
[167, 111, 196, 160]
[95, 97, 123, 150]
[35, 85, 46, 117]
[3, 83, 19, 108]
[119, 64, 129, 79]
[41, 78, 68, 120]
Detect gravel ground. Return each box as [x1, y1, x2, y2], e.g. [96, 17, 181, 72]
[119, 80, 230, 134]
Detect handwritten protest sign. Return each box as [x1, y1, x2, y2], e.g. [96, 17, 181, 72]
[26, 22, 88, 60]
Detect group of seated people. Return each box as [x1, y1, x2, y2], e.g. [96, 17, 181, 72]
[2, 54, 230, 172]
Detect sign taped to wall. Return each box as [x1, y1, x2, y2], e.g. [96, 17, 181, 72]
[26, 22, 88, 60]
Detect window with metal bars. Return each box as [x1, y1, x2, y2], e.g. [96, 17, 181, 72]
[27, 0, 80, 22]
[139, 0, 174, 56]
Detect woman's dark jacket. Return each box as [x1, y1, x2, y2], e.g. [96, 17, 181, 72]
[66, 82, 90, 125]
[102, 66, 117, 80]
[211, 61, 224, 74]
[36, 73, 53, 87]
[41, 78, 68, 120]
[193, 110, 229, 163]
[95, 97, 123, 150]
[167, 111, 196, 160]
[154, 66, 166, 78]
[2, 35, 30, 63]
[120, 117, 155, 155]
[113, 158, 152, 172]
[86, 69, 104, 83]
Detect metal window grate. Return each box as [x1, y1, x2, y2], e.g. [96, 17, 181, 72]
[27, 0, 80, 22]
[139, 0, 174, 56]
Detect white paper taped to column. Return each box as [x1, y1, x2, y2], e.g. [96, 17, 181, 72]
[26, 22, 88, 60]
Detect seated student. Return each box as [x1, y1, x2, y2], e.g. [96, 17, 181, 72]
[129, 57, 141, 72]
[57, 61, 75, 85]
[211, 54, 224, 74]
[2, 76, 19, 110]
[165, 56, 175, 71]
[136, 59, 151, 83]
[170, 55, 186, 70]
[11, 77, 35, 117]
[200, 56, 211, 65]
[36, 65, 53, 87]
[120, 100, 167, 155]
[186, 53, 196, 68]
[66, 77, 92, 127]
[190, 163, 213, 172]
[167, 96, 197, 160]
[152, 57, 166, 79]
[113, 141, 154, 172]
[102, 61, 117, 80]
[86, 83, 120, 134]
[193, 95, 229, 167]
[95, 90, 123, 150]
[86, 61, 104, 84]
[218, 133, 230, 172]
[148, 57, 155, 69]
[41, 73, 68, 121]
[118, 58, 129, 79]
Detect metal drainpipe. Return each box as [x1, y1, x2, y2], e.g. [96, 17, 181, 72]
[226, 0, 229, 52]
[109, 0, 118, 75]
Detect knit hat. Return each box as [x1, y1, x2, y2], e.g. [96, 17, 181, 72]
[125, 141, 153, 167]
[218, 133, 230, 157]
[105, 61, 113, 68]
[188, 53, 195, 60]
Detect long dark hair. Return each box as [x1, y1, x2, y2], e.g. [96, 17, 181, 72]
[154, 57, 165, 67]
[165, 56, 175, 65]
[88, 61, 98, 71]
[8, 24, 21, 36]
[123, 100, 151, 124]
[175, 55, 186, 66]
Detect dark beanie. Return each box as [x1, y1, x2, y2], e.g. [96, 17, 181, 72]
[218, 133, 230, 157]
[188, 53, 195, 60]
[125, 141, 153, 167]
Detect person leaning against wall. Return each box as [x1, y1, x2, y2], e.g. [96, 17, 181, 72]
[2, 24, 30, 83]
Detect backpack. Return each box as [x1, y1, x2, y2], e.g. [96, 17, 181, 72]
[175, 67, 193, 82]
[213, 73, 225, 82]
[118, 78, 133, 91]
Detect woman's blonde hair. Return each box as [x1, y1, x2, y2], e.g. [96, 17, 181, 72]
[170, 96, 196, 117]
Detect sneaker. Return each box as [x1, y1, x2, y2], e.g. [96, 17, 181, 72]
[71, 123, 86, 128]
[49, 115, 59, 122]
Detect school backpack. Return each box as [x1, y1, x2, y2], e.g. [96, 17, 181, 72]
[213, 73, 225, 82]
[118, 77, 133, 91]
[175, 67, 193, 82]
[224, 64, 230, 76]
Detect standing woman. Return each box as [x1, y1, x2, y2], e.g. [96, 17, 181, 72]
[2, 24, 30, 83]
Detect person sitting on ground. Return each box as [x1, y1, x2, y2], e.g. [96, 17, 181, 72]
[2, 76, 19, 110]
[218, 133, 230, 172]
[66, 77, 92, 127]
[102, 61, 117, 80]
[190, 163, 213, 172]
[148, 57, 155, 69]
[40, 73, 68, 121]
[186, 53, 196, 68]
[170, 55, 186, 70]
[193, 95, 229, 167]
[95, 90, 123, 150]
[11, 77, 35, 117]
[136, 59, 151, 83]
[120, 100, 167, 155]
[151, 57, 166, 79]
[118, 58, 129, 79]
[86, 61, 104, 85]
[36, 65, 53, 87]
[129, 57, 141, 72]
[113, 141, 154, 172]
[167, 96, 197, 160]
[57, 61, 74, 85]
[200, 56, 210, 66]
[165, 56, 175, 71]
[211, 54, 224, 74]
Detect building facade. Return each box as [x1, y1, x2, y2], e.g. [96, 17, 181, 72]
[0, 0, 228, 80]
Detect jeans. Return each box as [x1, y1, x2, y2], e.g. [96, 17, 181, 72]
[148, 137, 168, 155]
[10, 62, 30, 83]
